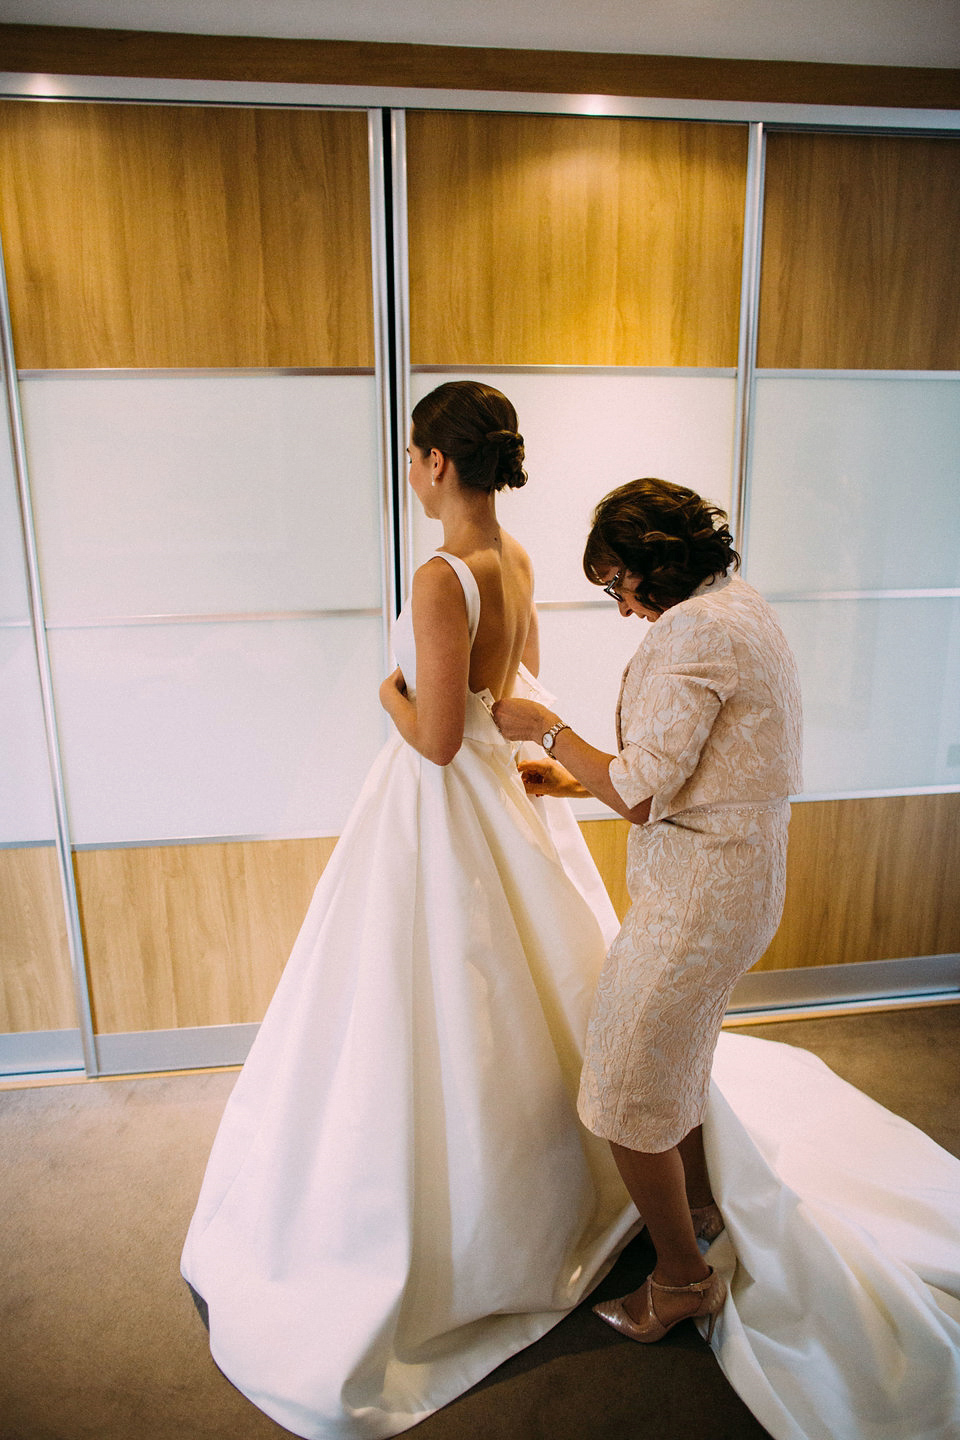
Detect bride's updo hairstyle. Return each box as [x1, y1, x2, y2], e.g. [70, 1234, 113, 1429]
[411, 381, 527, 493]
[583, 477, 740, 615]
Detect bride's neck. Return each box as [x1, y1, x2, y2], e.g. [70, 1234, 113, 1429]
[440, 489, 501, 553]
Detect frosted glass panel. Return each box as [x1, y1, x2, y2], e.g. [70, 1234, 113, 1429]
[0, 415, 57, 842]
[748, 377, 960, 593]
[537, 607, 647, 753]
[0, 422, 29, 623]
[411, 371, 736, 600]
[0, 628, 58, 843]
[535, 607, 650, 818]
[774, 597, 960, 793]
[22, 374, 382, 618]
[48, 617, 388, 843]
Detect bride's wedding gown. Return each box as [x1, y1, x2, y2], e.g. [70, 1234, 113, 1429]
[182, 551, 960, 1440]
[181, 552, 639, 1438]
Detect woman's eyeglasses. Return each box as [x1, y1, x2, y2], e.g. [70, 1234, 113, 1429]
[602, 569, 626, 602]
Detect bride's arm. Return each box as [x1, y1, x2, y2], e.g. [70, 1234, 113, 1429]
[520, 604, 540, 678]
[379, 560, 470, 766]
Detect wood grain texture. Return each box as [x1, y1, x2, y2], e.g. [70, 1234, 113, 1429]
[47, 791, 960, 1036]
[579, 818, 631, 922]
[0, 847, 75, 1033]
[758, 132, 960, 371]
[0, 101, 373, 369]
[757, 793, 960, 970]
[2, 26, 959, 109]
[407, 111, 747, 367]
[75, 838, 338, 1034]
[579, 793, 960, 970]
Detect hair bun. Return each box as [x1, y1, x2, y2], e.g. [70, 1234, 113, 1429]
[410, 381, 527, 493]
[484, 429, 527, 491]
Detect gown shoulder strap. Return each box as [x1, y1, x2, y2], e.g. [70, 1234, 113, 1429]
[432, 550, 481, 644]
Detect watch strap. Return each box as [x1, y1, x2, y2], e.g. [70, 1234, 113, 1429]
[542, 720, 569, 752]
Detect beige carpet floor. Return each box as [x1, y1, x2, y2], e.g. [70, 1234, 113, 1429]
[1, 1004, 957, 1440]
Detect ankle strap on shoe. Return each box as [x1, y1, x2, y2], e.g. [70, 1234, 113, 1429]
[650, 1268, 715, 1294]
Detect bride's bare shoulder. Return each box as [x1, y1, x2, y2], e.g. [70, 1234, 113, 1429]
[501, 530, 534, 583]
[411, 554, 469, 608]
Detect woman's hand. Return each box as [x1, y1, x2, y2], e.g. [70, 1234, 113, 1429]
[491, 697, 556, 743]
[379, 667, 407, 712]
[499, 695, 652, 824]
[519, 759, 588, 798]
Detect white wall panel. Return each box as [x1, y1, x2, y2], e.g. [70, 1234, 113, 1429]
[537, 608, 646, 751]
[22, 374, 383, 618]
[746, 377, 960, 594]
[0, 425, 29, 623]
[0, 410, 57, 842]
[47, 616, 388, 843]
[0, 627, 58, 842]
[536, 606, 649, 818]
[774, 597, 960, 793]
[411, 371, 737, 599]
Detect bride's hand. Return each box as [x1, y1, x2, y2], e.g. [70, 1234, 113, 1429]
[519, 759, 584, 798]
[492, 697, 554, 742]
[379, 668, 407, 712]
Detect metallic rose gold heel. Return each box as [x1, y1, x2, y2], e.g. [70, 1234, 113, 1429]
[690, 1201, 725, 1243]
[593, 1266, 726, 1345]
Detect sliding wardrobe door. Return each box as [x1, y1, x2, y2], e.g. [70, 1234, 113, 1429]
[745, 130, 960, 975]
[405, 111, 960, 989]
[0, 101, 386, 1071]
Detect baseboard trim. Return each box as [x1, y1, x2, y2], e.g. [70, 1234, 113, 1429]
[725, 953, 960, 1024]
[0, 1028, 85, 1077]
[94, 1023, 260, 1077]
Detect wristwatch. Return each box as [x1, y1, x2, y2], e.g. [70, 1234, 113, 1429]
[541, 720, 569, 754]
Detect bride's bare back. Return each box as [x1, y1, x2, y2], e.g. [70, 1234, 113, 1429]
[458, 531, 535, 700]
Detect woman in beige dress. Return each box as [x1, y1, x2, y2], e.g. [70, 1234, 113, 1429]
[494, 476, 803, 1346]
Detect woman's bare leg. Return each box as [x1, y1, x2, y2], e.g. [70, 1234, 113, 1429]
[677, 1124, 714, 1208]
[609, 1141, 710, 1296]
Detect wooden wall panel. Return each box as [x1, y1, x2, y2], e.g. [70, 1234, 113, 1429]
[0, 102, 374, 370]
[407, 111, 748, 367]
[0, 846, 75, 1033]
[581, 794, 960, 971]
[75, 838, 338, 1034]
[580, 818, 631, 921]
[758, 132, 960, 371]
[44, 791, 960, 1037]
[757, 793, 960, 971]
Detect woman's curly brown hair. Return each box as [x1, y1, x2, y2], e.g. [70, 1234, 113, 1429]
[583, 477, 740, 614]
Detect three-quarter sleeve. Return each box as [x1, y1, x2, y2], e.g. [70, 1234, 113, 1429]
[609, 612, 738, 820]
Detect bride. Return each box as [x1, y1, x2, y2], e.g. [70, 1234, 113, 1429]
[180, 380, 638, 1439]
